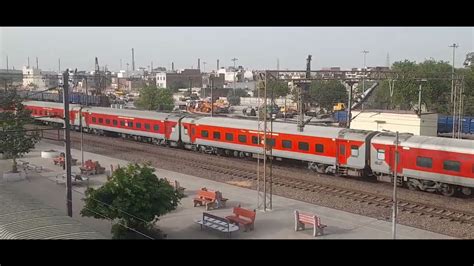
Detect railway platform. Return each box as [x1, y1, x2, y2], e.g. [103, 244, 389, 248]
[0, 141, 453, 239]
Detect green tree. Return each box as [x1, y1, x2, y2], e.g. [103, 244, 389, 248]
[135, 85, 175, 111]
[227, 89, 249, 105]
[308, 80, 348, 111]
[80, 163, 183, 239]
[367, 59, 454, 113]
[0, 90, 41, 173]
[253, 80, 289, 98]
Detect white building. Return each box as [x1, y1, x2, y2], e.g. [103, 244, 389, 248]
[155, 72, 167, 88]
[22, 67, 58, 90]
[350, 110, 438, 136]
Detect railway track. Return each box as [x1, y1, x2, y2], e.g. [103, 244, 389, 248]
[40, 128, 474, 228]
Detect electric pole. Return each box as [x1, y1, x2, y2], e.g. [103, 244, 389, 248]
[449, 43, 459, 102]
[232, 58, 238, 95]
[63, 70, 73, 217]
[392, 131, 399, 239]
[362, 50, 369, 93]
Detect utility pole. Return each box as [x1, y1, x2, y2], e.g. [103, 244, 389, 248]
[449, 44, 459, 139]
[132, 48, 135, 71]
[36, 57, 39, 69]
[210, 75, 214, 117]
[449, 44, 459, 102]
[63, 70, 73, 217]
[297, 55, 311, 132]
[362, 50, 369, 93]
[392, 131, 399, 239]
[231, 58, 238, 95]
[417, 79, 427, 115]
[347, 82, 354, 128]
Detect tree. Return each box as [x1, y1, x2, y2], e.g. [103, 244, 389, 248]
[0, 90, 41, 173]
[268, 80, 290, 98]
[307, 80, 348, 111]
[135, 85, 175, 111]
[253, 80, 289, 98]
[80, 163, 183, 239]
[367, 59, 453, 113]
[227, 89, 249, 105]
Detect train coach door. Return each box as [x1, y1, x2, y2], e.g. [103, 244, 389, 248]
[388, 146, 401, 175]
[187, 124, 196, 143]
[336, 140, 347, 166]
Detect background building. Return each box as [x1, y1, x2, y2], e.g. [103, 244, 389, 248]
[350, 110, 438, 136]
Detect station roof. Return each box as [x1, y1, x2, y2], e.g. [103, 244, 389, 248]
[0, 185, 105, 239]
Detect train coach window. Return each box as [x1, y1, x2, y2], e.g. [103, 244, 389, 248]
[443, 160, 460, 172]
[213, 132, 221, 140]
[298, 142, 309, 151]
[154, 125, 159, 131]
[266, 138, 275, 147]
[201, 130, 209, 138]
[238, 135, 247, 143]
[315, 144, 324, 153]
[120, 121, 125, 127]
[416, 156, 432, 169]
[106, 119, 110, 124]
[128, 122, 133, 128]
[113, 120, 118, 126]
[351, 145, 359, 157]
[98, 118, 103, 124]
[377, 150, 385, 160]
[252, 136, 259, 145]
[145, 124, 150, 130]
[136, 123, 141, 129]
[225, 133, 234, 141]
[282, 140, 292, 149]
[92, 117, 96, 123]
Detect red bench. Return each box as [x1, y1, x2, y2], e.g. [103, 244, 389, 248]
[226, 207, 256, 232]
[194, 190, 218, 211]
[294, 210, 327, 237]
[193, 190, 228, 210]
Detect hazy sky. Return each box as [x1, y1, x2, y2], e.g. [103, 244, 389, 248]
[1, 27, 473, 72]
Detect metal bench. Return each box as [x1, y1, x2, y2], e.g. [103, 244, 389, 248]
[194, 212, 239, 238]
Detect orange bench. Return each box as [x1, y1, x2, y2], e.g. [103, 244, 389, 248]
[80, 160, 105, 175]
[53, 156, 64, 165]
[193, 190, 228, 210]
[226, 207, 256, 232]
[193, 190, 217, 210]
[294, 210, 327, 237]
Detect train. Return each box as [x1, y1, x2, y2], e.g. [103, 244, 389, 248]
[17, 91, 110, 107]
[24, 100, 474, 197]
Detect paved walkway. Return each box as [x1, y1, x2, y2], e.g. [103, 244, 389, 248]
[0, 141, 453, 239]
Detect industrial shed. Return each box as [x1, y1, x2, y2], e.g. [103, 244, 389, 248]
[350, 110, 438, 136]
